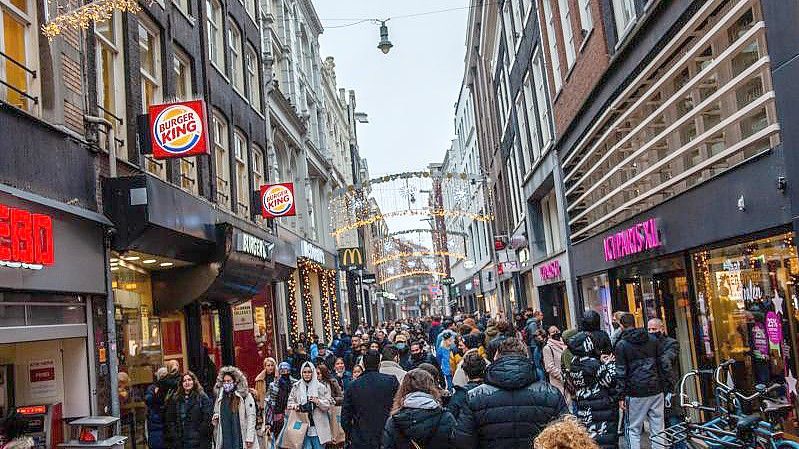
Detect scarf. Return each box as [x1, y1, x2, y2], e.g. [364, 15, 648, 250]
[296, 361, 322, 404]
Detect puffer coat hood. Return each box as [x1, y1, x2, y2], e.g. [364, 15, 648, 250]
[580, 310, 602, 332]
[485, 355, 537, 388]
[615, 328, 665, 398]
[214, 365, 249, 396]
[382, 394, 456, 449]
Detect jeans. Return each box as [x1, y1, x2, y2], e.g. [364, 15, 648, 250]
[302, 435, 323, 449]
[625, 393, 664, 449]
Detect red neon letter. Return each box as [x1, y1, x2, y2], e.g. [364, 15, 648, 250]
[11, 208, 33, 263]
[0, 205, 10, 261]
[32, 214, 54, 266]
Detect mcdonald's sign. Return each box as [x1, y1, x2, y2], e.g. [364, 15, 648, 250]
[338, 247, 364, 270]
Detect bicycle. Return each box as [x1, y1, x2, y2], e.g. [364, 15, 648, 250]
[652, 359, 799, 449]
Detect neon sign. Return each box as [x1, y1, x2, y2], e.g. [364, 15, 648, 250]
[0, 205, 54, 270]
[539, 260, 562, 281]
[603, 218, 661, 262]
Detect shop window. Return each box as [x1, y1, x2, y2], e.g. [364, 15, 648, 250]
[0, 292, 86, 327]
[234, 130, 249, 216]
[564, 1, 779, 241]
[139, 18, 166, 180]
[213, 112, 231, 209]
[1, 0, 39, 113]
[95, 12, 126, 160]
[582, 273, 612, 332]
[692, 233, 799, 397]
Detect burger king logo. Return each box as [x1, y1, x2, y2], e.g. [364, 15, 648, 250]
[148, 100, 209, 159]
[261, 183, 297, 218]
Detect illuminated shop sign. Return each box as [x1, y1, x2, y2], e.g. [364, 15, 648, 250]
[149, 100, 210, 159]
[0, 205, 54, 270]
[603, 218, 661, 262]
[234, 230, 273, 261]
[539, 260, 562, 281]
[300, 241, 326, 265]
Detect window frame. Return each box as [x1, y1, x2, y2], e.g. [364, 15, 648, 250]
[244, 44, 261, 112]
[541, 0, 563, 92]
[228, 20, 244, 93]
[213, 112, 231, 209]
[94, 12, 126, 159]
[206, 0, 224, 70]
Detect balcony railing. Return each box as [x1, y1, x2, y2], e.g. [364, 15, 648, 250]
[0, 50, 38, 111]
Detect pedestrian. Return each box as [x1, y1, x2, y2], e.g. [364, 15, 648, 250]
[290, 345, 311, 379]
[610, 311, 626, 348]
[160, 360, 182, 400]
[428, 317, 442, 346]
[580, 311, 614, 357]
[485, 321, 513, 362]
[332, 357, 352, 391]
[437, 331, 456, 390]
[315, 364, 343, 406]
[264, 362, 292, 436]
[344, 335, 360, 371]
[452, 333, 485, 388]
[380, 346, 408, 383]
[200, 345, 218, 397]
[309, 334, 320, 360]
[531, 329, 548, 383]
[615, 313, 669, 449]
[212, 366, 259, 449]
[533, 415, 600, 449]
[407, 340, 438, 370]
[394, 334, 412, 370]
[287, 361, 334, 449]
[145, 367, 169, 449]
[542, 326, 567, 398]
[381, 369, 457, 449]
[254, 357, 276, 409]
[351, 364, 364, 380]
[648, 318, 683, 449]
[454, 337, 567, 449]
[566, 327, 618, 448]
[313, 343, 336, 372]
[447, 353, 486, 421]
[523, 310, 543, 348]
[341, 349, 399, 449]
[0, 413, 33, 449]
[164, 371, 212, 449]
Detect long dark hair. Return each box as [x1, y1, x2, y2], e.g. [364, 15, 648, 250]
[178, 371, 204, 397]
[391, 369, 441, 415]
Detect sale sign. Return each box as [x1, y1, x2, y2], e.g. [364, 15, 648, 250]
[260, 183, 297, 218]
[149, 100, 209, 159]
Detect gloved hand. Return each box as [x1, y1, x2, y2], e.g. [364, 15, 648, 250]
[665, 392, 673, 408]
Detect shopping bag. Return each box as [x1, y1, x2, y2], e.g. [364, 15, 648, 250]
[277, 409, 309, 449]
[328, 405, 346, 444]
[262, 429, 276, 449]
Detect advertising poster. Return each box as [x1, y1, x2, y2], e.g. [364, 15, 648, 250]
[28, 359, 57, 401]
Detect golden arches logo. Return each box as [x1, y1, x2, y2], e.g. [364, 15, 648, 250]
[339, 247, 363, 267]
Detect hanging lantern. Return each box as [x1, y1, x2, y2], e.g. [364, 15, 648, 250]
[377, 21, 393, 54]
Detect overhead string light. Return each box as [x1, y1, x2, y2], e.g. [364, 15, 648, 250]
[42, 0, 140, 39]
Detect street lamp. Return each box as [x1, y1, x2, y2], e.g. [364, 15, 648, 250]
[377, 21, 393, 54]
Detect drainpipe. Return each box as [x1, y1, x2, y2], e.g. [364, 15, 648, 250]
[103, 228, 121, 421]
[85, 115, 117, 177]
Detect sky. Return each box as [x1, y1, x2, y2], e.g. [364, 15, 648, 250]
[315, 1, 470, 179]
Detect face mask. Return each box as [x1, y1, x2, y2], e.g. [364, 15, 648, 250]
[222, 382, 235, 393]
[396, 343, 407, 351]
[551, 333, 562, 340]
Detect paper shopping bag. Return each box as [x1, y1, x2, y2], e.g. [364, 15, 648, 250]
[328, 405, 346, 444]
[277, 409, 309, 449]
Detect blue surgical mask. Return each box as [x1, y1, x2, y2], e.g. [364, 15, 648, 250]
[396, 343, 407, 351]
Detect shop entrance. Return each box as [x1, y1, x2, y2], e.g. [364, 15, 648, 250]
[538, 282, 569, 331]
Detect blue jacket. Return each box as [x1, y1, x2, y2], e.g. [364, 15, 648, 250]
[145, 384, 166, 449]
[437, 345, 453, 376]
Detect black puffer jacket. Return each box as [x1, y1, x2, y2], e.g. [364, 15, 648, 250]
[455, 356, 567, 449]
[163, 390, 212, 449]
[382, 394, 457, 449]
[447, 381, 480, 420]
[567, 332, 618, 449]
[615, 328, 666, 398]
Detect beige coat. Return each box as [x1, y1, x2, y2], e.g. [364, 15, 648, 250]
[287, 379, 334, 444]
[543, 339, 567, 397]
[213, 366, 260, 449]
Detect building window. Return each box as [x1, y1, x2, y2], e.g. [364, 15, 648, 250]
[532, 51, 552, 149]
[541, 0, 562, 92]
[252, 145, 264, 189]
[174, 0, 189, 16]
[228, 21, 244, 92]
[213, 113, 231, 209]
[563, 2, 780, 240]
[522, 71, 542, 162]
[245, 45, 261, 112]
[206, 0, 223, 68]
[578, 0, 593, 35]
[541, 189, 562, 254]
[245, 0, 256, 22]
[233, 131, 249, 216]
[0, 0, 38, 112]
[139, 19, 166, 180]
[515, 92, 532, 173]
[557, 0, 576, 68]
[611, 0, 636, 39]
[173, 49, 192, 100]
[95, 12, 126, 159]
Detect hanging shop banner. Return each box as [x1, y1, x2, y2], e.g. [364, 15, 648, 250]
[338, 247, 364, 270]
[149, 99, 210, 159]
[260, 183, 297, 218]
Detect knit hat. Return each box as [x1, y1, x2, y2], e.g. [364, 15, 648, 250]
[278, 362, 291, 371]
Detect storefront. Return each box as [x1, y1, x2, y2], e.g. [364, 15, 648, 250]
[571, 148, 799, 425]
[532, 253, 572, 331]
[0, 185, 111, 447]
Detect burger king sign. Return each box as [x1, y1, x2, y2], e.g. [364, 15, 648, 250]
[148, 99, 210, 159]
[260, 183, 297, 218]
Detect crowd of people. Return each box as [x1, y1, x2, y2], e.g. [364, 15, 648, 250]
[137, 308, 678, 449]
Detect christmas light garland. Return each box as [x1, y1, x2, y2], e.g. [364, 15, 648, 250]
[320, 270, 333, 341]
[297, 258, 317, 338]
[286, 275, 299, 346]
[374, 251, 466, 266]
[327, 272, 341, 334]
[42, 0, 140, 39]
[332, 208, 493, 236]
[379, 270, 447, 285]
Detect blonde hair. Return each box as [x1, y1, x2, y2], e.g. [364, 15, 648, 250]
[533, 416, 599, 449]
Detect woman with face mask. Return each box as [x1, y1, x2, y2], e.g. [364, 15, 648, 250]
[287, 361, 334, 449]
[543, 326, 568, 398]
[264, 362, 292, 436]
[212, 366, 259, 449]
[164, 371, 212, 449]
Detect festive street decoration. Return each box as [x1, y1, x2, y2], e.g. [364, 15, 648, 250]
[42, 0, 140, 39]
[294, 257, 339, 342]
[374, 250, 466, 266]
[379, 270, 447, 285]
[286, 275, 299, 346]
[332, 208, 492, 236]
